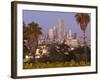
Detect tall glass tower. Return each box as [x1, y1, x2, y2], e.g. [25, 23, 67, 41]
[58, 19, 64, 42]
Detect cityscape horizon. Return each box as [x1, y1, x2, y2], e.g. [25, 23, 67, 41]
[23, 10, 91, 69]
[23, 10, 91, 41]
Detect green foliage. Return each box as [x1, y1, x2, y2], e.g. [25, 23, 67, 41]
[23, 21, 42, 40]
[23, 21, 43, 58]
[75, 13, 90, 32]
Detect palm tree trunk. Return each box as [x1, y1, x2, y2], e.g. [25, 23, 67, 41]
[83, 31, 86, 46]
[83, 31, 88, 62]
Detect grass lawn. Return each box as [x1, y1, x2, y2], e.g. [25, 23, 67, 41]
[23, 60, 90, 69]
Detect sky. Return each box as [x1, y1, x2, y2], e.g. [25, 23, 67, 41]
[23, 10, 91, 40]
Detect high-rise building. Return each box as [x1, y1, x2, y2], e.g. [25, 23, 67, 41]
[65, 32, 68, 39]
[73, 33, 77, 39]
[68, 29, 72, 39]
[66, 29, 72, 40]
[53, 26, 58, 40]
[48, 28, 54, 41]
[58, 19, 64, 42]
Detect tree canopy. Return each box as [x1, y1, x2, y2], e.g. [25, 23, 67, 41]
[75, 13, 90, 32]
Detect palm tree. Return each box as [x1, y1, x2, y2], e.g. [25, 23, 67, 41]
[75, 13, 90, 62]
[23, 21, 42, 61]
[75, 13, 90, 46]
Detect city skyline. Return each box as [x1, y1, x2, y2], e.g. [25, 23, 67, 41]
[23, 10, 91, 39]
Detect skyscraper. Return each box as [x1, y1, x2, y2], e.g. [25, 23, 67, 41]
[53, 26, 58, 40]
[58, 19, 64, 42]
[73, 33, 77, 39]
[48, 28, 54, 41]
[65, 32, 67, 39]
[67, 29, 72, 39]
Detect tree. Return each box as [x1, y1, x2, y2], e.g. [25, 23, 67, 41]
[75, 13, 90, 62]
[23, 21, 42, 61]
[75, 13, 90, 45]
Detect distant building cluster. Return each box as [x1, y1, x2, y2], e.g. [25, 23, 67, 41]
[38, 19, 80, 48]
[24, 19, 91, 61]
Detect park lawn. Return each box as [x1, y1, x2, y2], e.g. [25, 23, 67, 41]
[23, 60, 90, 69]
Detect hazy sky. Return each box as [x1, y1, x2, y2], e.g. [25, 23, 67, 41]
[23, 10, 91, 39]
